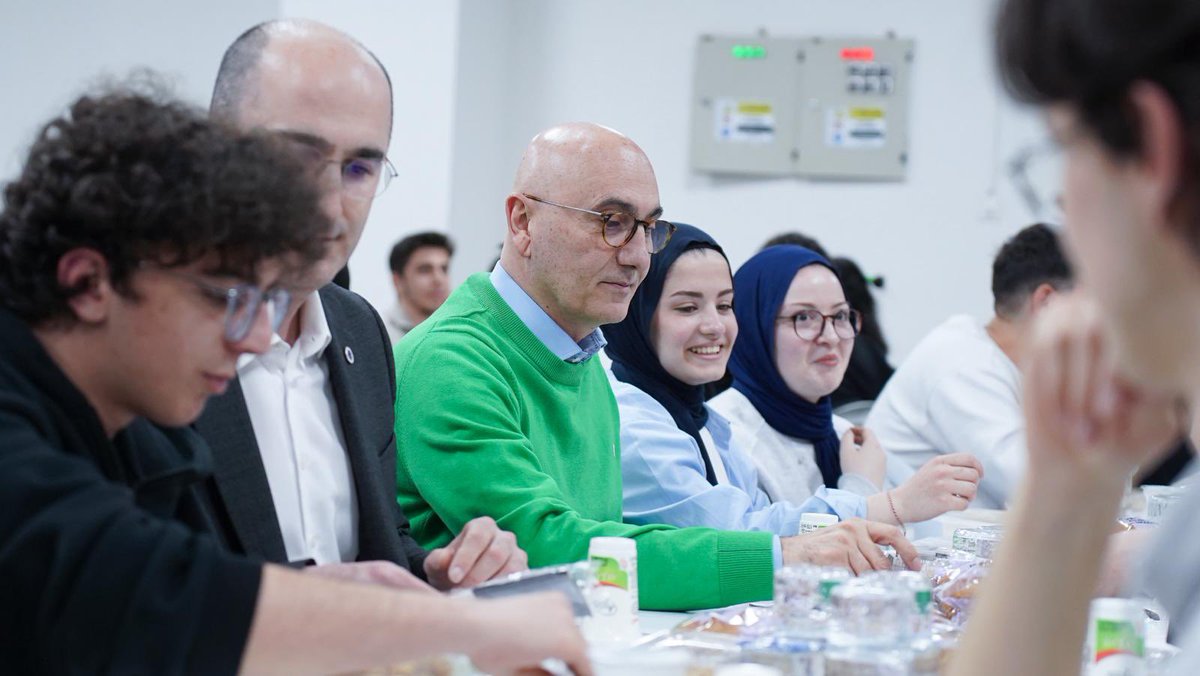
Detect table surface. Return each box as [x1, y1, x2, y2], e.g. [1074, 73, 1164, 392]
[637, 609, 689, 636]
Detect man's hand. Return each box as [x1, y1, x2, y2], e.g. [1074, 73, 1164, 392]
[303, 561, 436, 593]
[781, 518, 919, 574]
[464, 593, 592, 676]
[892, 453, 984, 522]
[1023, 294, 1181, 491]
[424, 516, 528, 590]
[1096, 529, 1154, 597]
[839, 426, 887, 490]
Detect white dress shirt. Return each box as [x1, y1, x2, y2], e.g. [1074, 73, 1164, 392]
[237, 291, 359, 564]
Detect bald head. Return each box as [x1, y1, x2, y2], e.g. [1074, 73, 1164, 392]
[208, 18, 395, 298]
[210, 19, 392, 132]
[512, 122, 654, 201]
[502, 122, 660, 340]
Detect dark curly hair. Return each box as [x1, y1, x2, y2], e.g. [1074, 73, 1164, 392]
[0, 82, 330, 326]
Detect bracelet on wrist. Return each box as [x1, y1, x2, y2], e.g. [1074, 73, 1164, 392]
[887, 490, 906, 535]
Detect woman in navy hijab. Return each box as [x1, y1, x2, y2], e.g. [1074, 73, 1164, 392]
[605, 225, 875, 535]
[709, 245, 983, 527]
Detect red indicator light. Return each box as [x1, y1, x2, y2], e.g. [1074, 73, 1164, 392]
[840, 47, 875, 61]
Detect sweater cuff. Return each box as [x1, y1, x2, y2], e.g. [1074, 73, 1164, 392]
[715, 530, 775, 604]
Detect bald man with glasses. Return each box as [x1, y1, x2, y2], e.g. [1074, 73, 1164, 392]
[194, 19, 526, 592]
[394, 122, 917, 612]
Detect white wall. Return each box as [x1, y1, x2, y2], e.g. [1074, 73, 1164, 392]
[1, 2, 1049, 361]
[0, 1, 278, 179]
[448, 0, 1049, 360]
[0, 0, 461, 319]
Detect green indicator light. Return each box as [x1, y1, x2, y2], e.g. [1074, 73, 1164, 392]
[731, 44, 766, 60]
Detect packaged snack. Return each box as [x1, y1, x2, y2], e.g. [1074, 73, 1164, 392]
[951, 525, 1002, 559]
[1143, 485, 1188, 521]
[924, 553, 989, 626]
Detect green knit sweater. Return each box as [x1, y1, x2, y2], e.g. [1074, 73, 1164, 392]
[393, 273, 774, 610]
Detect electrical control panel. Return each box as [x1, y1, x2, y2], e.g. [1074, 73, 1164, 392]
[690, 34, 914, 180]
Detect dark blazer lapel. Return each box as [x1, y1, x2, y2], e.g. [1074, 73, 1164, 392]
[321, 288, 404, 564]
[193, 377, 289, 562]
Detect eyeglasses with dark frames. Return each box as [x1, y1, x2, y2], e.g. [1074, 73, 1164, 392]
[778, 308, 862, 342]
[521, 193, 677, 254]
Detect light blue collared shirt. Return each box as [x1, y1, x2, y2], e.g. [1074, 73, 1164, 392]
[490, 264, 606, 363]
[611, 374, 869, 569]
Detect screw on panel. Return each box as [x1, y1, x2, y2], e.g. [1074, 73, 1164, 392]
[797, 50, 805, 62]
[701, 97, 712, 107]
[702, 34, 713, 43]
[899, 152, 908, 165]
[791, 149, 801, 162]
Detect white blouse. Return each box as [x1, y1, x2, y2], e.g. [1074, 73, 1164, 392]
[708, 388, 879, 504]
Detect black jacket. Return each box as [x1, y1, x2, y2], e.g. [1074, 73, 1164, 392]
[194, 283, 429, 572]
[0, 308, 260, 674]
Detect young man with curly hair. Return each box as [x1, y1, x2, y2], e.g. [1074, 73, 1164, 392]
[0, 88, 587, 674]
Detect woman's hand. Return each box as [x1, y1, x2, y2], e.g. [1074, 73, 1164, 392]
[891, 453, 984, 522]
[840, 426, 886, 489]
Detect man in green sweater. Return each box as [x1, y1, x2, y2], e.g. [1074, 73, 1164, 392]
[394, 123, 916, 611]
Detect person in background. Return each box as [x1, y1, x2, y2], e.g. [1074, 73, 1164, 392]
[0, 87, 586, 676]
[866, 223, 1072, 508]
[386, 231, 453, 344]
[761, 231, 831, 258]
[748, 233, 894, 410]
[196, 19, 525, 591]
[607, 224, 892, 539]
[829, 256, 894, 408]
[707, 245, 983, 528]
[394, 122, 920, 612]
[950, 0, 1200, 673]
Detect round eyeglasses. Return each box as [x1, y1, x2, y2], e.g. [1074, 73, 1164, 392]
[521, 193, 677, 254]
[278, 134, 398, 201]
[152, 267, 292, 342]
[307, 155, 398, 201]
[779, 308, 862, 342]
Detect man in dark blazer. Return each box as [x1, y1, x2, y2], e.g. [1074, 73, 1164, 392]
[196, 19, 526, 590]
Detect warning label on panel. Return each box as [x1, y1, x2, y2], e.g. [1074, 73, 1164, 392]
[714, 99, 776, 143]
[826, 107, 887, 148]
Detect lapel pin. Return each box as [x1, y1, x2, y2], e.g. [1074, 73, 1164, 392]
[344, 346, 355, 364]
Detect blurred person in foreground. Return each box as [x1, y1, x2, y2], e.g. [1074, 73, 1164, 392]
[950, 0, 1200, 674]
